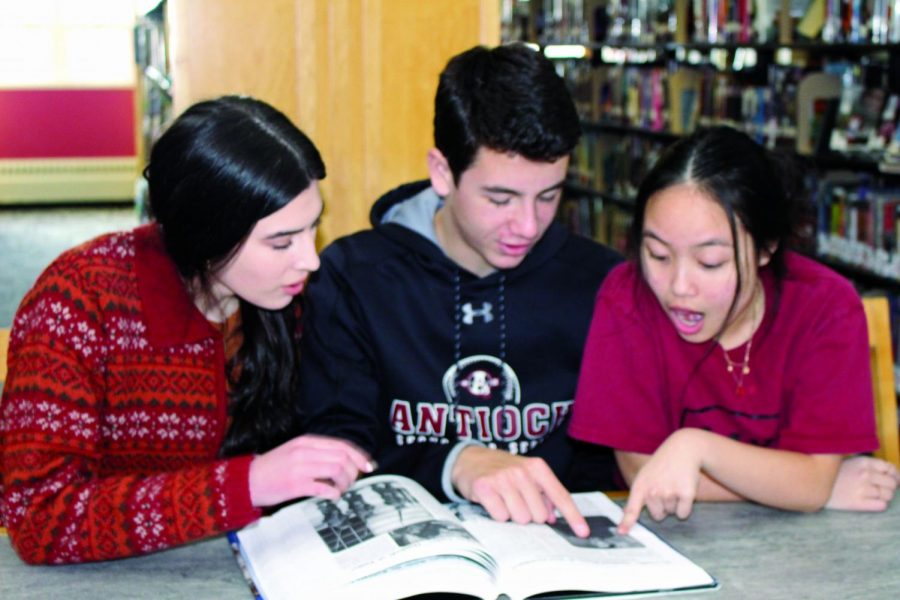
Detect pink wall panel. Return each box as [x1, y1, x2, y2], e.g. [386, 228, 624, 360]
[0, 88, 135, 159]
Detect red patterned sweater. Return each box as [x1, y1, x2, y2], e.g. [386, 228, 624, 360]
[0, 224, 261, 564]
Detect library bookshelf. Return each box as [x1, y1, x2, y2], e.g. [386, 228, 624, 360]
[501, 0, 900, 391]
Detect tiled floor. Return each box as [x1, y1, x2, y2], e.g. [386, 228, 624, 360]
[0, 204, 138, 327]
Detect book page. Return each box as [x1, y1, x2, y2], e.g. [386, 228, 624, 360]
[449, 492, 716, 599]
[235, 475, 496, 600]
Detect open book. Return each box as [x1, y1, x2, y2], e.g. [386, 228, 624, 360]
[229, 475, 717, 600]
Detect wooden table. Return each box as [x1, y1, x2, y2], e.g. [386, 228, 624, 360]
[2, 499, 898, 599]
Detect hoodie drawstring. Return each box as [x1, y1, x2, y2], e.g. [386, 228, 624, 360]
[450, 269, 507, 425]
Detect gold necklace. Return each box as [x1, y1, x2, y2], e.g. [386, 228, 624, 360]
[722, 338, 753, 393]
[721, 286, 761, 396]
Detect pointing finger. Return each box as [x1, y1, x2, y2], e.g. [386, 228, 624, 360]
[618, 491, 644, 535]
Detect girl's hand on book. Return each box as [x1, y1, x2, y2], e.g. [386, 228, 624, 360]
[248, 434, 376, 506]
[452, 446, 590, 537]
[618, 429, 704, 534]
[825, 455, 900, 512]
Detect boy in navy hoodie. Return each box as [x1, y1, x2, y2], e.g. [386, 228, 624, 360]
[299, 43, 622, 535]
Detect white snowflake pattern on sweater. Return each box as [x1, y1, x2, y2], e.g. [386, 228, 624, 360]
[132, 474, 168, 553]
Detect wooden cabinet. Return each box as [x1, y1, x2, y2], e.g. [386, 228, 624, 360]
[164, 0, 499, 245]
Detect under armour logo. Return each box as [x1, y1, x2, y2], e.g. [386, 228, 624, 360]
[461, 302, 493, 325]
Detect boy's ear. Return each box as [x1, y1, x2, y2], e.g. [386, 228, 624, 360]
[758, 242, 778, 267]
[427, 148, 454, 197]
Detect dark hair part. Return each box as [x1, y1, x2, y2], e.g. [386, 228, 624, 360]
[628, 125, 807, 288]
[144, 95, 326, 456]
[433, 43, 581, 182]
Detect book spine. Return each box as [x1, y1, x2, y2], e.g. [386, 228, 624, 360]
[871, 0, 888, 42]
[891, 0, 900, 42]
[848, 0, 862, 42]
[738, 0, 750, 42]
[707, 0, 719, 41]
[227, 533, 264, 600]
[692, 0, 704, 41]
[822, 0, 840, 41]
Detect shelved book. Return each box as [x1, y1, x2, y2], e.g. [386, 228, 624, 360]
[228, 474, 718, 600]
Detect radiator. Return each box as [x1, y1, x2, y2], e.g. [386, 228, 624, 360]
[0, 157, 138, 204]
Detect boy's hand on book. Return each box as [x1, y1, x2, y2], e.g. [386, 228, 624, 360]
[826, 455, 900, 512]
[248, 434, 376, 506]
[618, 429, 703, 535]
[451, 446, 590, 537]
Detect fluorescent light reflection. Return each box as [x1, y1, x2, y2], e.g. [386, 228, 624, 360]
[543, 44, 588, 59]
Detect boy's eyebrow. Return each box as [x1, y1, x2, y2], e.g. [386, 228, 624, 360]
[481, 179, 566, 197]
[642, 230, 731, 248]
[262, 208, 324, 239]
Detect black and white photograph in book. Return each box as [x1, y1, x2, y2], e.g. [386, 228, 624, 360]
[548, 516, 643, 550]
[309, 479, 461, 553]
[450, 502, 642, 551]
[390, 520, 476, 547]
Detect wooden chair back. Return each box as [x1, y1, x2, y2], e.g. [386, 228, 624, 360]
[862, 297, 900, 468]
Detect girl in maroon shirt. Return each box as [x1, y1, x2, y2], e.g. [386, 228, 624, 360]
[571, 126, 899, 533]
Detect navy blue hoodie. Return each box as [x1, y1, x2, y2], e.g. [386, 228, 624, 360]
[299, 181, 623, 500]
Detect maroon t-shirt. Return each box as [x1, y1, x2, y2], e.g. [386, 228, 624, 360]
[570, 252, 878, 456]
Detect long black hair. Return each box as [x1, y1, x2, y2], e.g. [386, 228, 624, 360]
[144, 95, 325, 455]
